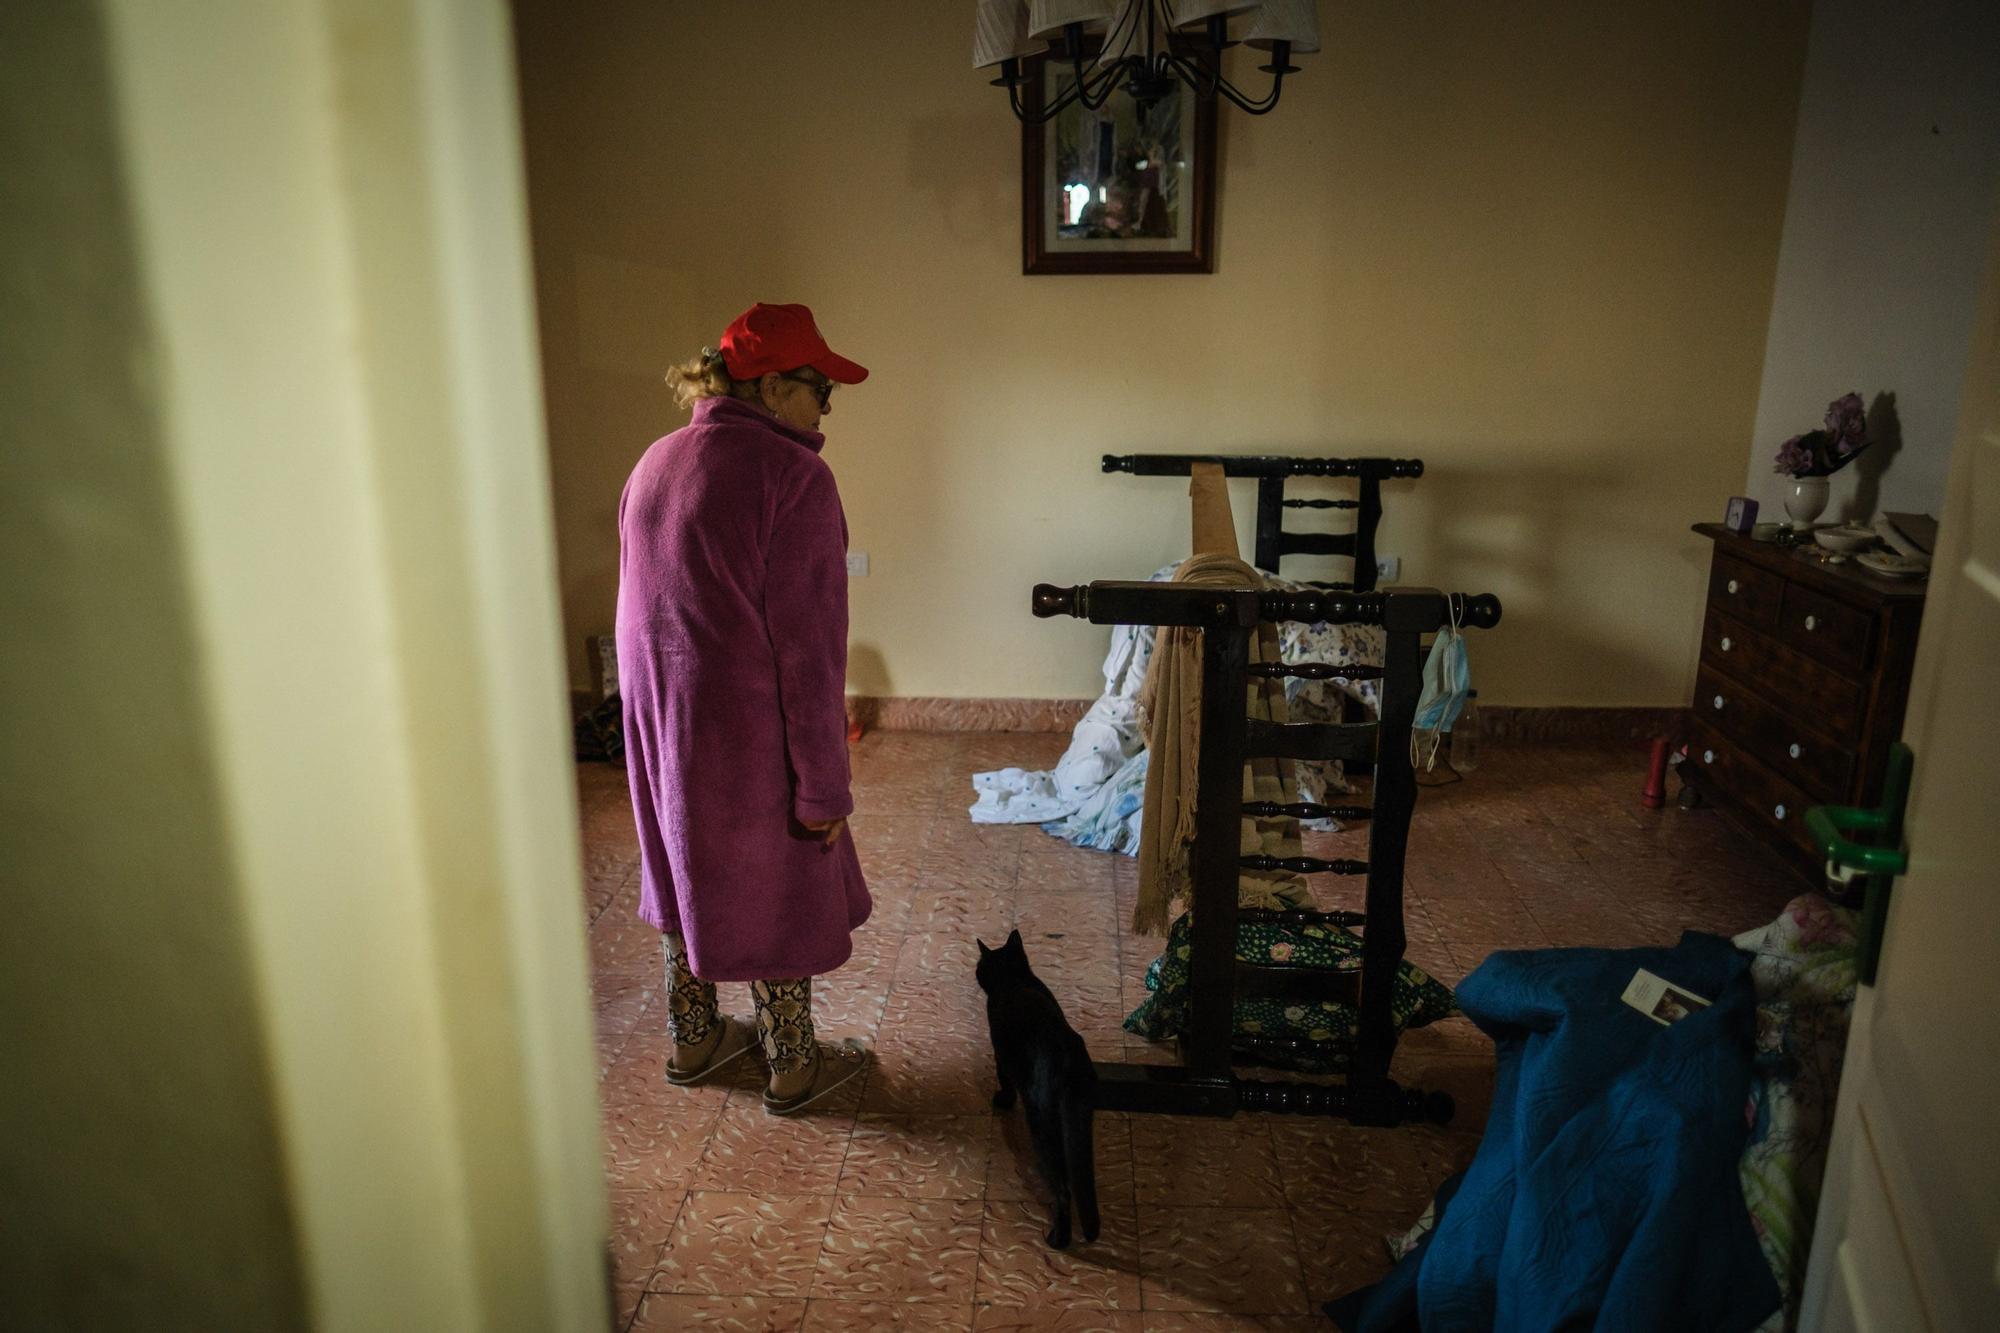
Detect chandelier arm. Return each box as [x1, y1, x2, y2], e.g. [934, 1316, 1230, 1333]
[1161, 44, 1222, 98]
[1011, 4, 1255, 124]
[1233, 40, 1297, 116]
[1162, 48, 1285, 114]
[1077, 63, 1126, 111]
[1077, 5, 1147, 112]
[1056, 29, 1126, 112]
[1076, 41, 1143, 112]
[1007, 24, 1097, 122]
[1231, 66, 1287, 115]
[1049, 29, 1134, 122]
[1160, 48, 1232, 101]
[1043, 76, 1092, 119]
[1011, 68, 1090, 125]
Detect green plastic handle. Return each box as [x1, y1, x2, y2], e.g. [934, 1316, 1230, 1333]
[1806, 740, 1914, 878]
[1805, 805, 1908, 874]
[1810, 744, 1914, 988]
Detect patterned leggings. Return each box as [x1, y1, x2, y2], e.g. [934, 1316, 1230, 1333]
[661, 933, 815, 1075]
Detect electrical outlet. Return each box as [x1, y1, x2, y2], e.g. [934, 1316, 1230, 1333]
[845, 551, 870, 577]
[1375, 555, 1401, 581]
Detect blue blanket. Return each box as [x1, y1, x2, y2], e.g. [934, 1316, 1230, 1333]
[1330, 933, 1781, 1332]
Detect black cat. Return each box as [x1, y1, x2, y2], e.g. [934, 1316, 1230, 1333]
[975, 930, 1100, 1249]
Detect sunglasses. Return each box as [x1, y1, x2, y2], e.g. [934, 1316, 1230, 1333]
[781, 371, 835, 410]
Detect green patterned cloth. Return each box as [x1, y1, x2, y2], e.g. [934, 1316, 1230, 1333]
[1733, 894, 1859, 1330]
[1124, 912, 1457, 1073]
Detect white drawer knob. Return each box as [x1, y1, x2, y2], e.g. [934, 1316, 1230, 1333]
[1720, 636, 1732, 651]
[1703, 749, 1715, 764]
[1727, 579, 1740, 594]
[1789, 743, 1801, 759]
[1774, 803, 1787, 820]
[1805, 615, 1817, 632]
[1713, 695, 1726, 711]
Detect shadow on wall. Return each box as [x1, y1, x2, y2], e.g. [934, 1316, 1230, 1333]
[905, 110, 1016, 243]
[1841, 392, 1903, 524]
[1389, 451, 1711, 707]
[848, 641, 892, 698]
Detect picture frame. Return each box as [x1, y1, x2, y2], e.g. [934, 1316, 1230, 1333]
[1019, 43, 1218, 275]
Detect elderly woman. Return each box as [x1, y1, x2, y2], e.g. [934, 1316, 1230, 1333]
[617, 302, 872, 1115]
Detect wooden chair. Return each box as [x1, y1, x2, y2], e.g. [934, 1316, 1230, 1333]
[1030, 579, 1500, 1125]
[1100, 453, 1425, 588]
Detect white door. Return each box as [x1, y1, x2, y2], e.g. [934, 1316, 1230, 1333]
[1798, 219, 2000, 1330]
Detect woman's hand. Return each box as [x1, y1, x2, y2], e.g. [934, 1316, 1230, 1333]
[801, 816, 847, 847]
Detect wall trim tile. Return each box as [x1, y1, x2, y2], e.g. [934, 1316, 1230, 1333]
[843, 698, 1690, 743]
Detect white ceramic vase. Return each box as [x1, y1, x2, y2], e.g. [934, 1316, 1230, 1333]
[1784, 476, 1830, 528]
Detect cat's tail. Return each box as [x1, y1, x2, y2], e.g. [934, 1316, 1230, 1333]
[1061, 1087, 1099, 1244]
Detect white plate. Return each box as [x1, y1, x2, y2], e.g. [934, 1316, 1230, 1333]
[1857, 551, 1928, 579]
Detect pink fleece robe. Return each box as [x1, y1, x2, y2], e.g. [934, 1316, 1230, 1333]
[616, 395, 871, 981]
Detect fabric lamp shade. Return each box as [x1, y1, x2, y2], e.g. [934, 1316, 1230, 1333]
[972, 0, 1042, 68]
[1028, 0, 1119, 39]
[1171, 0, 1262, 24]
[1243, 0, 1319, 52]
[1093, 1, 1141, 66]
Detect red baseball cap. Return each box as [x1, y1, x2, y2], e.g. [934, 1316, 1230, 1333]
[718, 303, 869, 384]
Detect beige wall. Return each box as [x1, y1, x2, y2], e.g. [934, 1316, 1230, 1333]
[1, 5, 308, 1325]
[1746, 0, 2000, 524]
[517, 0, 1811, 707]
[5, 2, 606, 1327]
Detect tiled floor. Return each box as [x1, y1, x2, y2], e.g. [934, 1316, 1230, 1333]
[581, 733, 1805, 1331]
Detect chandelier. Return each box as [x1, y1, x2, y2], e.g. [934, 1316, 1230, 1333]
[973, 0, 1320, 122]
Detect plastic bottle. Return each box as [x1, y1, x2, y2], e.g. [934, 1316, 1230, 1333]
[1451, 690, 1480, 773]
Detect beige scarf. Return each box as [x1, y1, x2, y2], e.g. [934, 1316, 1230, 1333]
[1132, 551, 1313, 935]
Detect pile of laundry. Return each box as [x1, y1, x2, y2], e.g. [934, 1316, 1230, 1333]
[1330, 895, 1860, 1333]
[967, 563, 1384, 853]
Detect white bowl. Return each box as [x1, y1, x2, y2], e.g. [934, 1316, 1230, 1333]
[1814, 524, 1878, 553]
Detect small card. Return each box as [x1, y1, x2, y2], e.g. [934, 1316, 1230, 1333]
[1621, 969, 1712, 1026]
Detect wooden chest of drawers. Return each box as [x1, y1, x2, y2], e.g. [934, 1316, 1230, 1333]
[1680, 523, 1927, 877]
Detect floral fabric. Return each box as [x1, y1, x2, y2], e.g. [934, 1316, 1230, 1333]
[1123, 913, 1456, 1073]
[1733, 894, 1859, 1331]
[974, 565, 1386, 854]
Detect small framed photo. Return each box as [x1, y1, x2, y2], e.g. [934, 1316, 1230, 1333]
[1621, 968, 1713, 1026]
[1019, 41, 1217, 275]
[1724, 496, 1760, 533]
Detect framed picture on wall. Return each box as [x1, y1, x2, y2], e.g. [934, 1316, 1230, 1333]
[1020, 45, 1217, 275]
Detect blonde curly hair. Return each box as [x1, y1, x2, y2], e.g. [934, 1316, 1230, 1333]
[665, 345, 761, 410]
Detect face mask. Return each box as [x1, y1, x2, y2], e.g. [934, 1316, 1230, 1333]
[1410, 604, 1471, 772]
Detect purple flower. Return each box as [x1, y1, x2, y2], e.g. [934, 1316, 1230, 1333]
[1823, 391, 1868, 455]
[1774, 394, 1874, 476]
[1772, 432, 1820, 477]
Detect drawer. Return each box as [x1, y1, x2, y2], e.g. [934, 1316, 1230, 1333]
[1693, 667, 1852, 802]
[1707, 553, 1781, 630]
[1777, 582, 1875, 674]
[1687, 719, 1821, 862]
[1700, 610, 1864, 743]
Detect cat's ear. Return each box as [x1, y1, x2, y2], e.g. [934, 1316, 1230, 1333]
[976, 939, 991, 957]
[1005, 929, 1023, 950]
